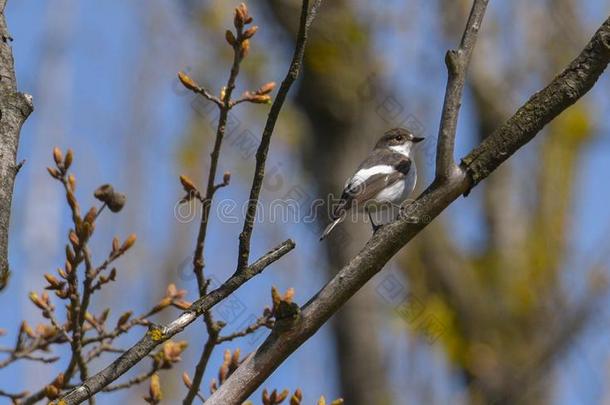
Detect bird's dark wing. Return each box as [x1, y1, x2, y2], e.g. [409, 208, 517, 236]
[331, 156, 411, 219]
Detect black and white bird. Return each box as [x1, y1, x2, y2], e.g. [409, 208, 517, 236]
[320, 128, 424, 240]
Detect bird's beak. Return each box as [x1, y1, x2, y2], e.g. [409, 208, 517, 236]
[412, 136, 425, 143]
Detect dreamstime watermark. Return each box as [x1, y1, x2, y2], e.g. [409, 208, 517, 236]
[376, 272, 446, 344]
[174, 194, 431, 226]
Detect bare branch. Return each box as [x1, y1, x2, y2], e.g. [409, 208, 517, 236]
[185, 7, 264, 403]
[0, 388, 28, 403]
[0, 0, 34, 291]
[236, 0, 323, 271]
[59, 239, 295, 404]
[205, 14, 610, 405]
[216, 314, 272, 344]
[435, 0, 489, 181]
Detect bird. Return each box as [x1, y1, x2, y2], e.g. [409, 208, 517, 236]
[320, 128, 424, 240]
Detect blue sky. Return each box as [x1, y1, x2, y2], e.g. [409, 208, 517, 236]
[1, 1, 610, 404]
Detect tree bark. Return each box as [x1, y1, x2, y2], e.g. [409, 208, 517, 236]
[0, 0, 33, 291]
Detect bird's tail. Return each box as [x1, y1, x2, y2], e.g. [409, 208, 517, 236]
[320, 216, 344, 241]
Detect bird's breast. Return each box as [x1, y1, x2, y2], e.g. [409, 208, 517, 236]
[373, 165, 416, 205]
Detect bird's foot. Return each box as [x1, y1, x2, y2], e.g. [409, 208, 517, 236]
[371, 222, 384, 234]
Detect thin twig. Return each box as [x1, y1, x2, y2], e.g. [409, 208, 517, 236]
[236, 0, 322, 271]
[0, 388, 28, 402]
[102, 367, 159, 392]
[216, 314, 272, 344]
[183, 320, 221, 404]
[435, 0, 489, 181]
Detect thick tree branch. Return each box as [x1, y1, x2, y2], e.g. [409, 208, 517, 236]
[0, 0, 33, 291]
[205, 14, 610, 405]
[435, 0, 489, 181]
[59, 239, 295, 404]
[236, 0, 322, 271]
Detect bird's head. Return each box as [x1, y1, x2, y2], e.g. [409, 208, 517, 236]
[374, 128, 424, 155]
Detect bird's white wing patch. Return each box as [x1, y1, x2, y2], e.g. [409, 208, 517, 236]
[344, 165, 395, 189]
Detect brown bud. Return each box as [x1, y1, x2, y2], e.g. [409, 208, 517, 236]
[178, 71, 201, 92]
[242, 25, 258, 39]
[256, 81, 276, 95]
[52, 147, 63, 166]
[179, 175, 198, 193]
[249, 94, 271, 104]
[112, 237, 120, 253]
[240, 39, 250, 59]
[47, 167, 60, 179]
[277, 389, 290, 403]
[94, 184, 114, 201]
[94, 184, 126, 212]
[148, 374, 162, 402]
[84, 311, 96, 325]
[182, 371, 192, 388]
[210, 379, 218, 393]
[44, 273, 61, 289]
[79, 221, 93, 241]
[116, 311, 132, 328]
[271, 286, 281, 309]
[52, 373, 65, 388]
[222, 171, 231, 185]
[225, 30, 237, 46]
[65, 245, 75, 263]
[162, 340, 188, 363]
[230, 348, 241, 369]
[154, 297, 172, 312]
[234, 6, 245, 29]
[57, 267, 68, 279]
[69, 231, 80, 248]
[84, 206, 97, 225]
[284, 287, 295, 303]
[29, 292, 46, 310]
[41, 291, 50, 303]
[270, 389, 279, 404]
[55, 288, 69, 299]
[44, 384, 59, 399]
[262, 389, 270, 405]
[21, 321, 36, 338]
[108, 268, 117, 281]
[107, 191, 126, 212]
[172, 299, 192, 310]
[65, 261, 74, 276]
[121, 233, 137, 252]
[68, 174, 76, 191]
[64, 148, 73, 170]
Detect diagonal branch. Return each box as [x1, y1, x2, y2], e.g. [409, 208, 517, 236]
[58, 239, 294, 404]
[435, 0, 489, 181]
[236, 0, 323, 271]
[204, 13, 610, 405]
[0, 0, 34, 291]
